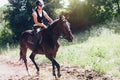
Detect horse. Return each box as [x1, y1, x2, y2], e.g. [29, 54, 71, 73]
[19, 15, 73, 79]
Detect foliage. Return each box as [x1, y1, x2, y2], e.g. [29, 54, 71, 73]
[66, 0, 120, 30]
[44, 0, 61, 19]
[4, 0, 33, 42]
[0, 24, 13, 46]
[0, 7, 14, 46]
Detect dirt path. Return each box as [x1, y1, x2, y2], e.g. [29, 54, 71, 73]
[0, 57, 119, 80]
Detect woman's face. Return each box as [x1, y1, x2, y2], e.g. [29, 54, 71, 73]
[37, 5, 42, 10]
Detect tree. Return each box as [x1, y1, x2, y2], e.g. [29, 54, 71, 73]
[4, 0, 33, 42]
[0, 6, 14, 46]
[112, 0, 120, 14]
[67, 0, 118, 30]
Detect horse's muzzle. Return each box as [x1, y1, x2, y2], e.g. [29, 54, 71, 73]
[66, 35, 73, 42]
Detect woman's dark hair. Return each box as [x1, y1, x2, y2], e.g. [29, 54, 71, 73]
[36, 0, 42, 6]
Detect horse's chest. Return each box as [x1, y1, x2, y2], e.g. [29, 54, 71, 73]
[44, 42, 59, 53]
[48, 45, 59, 52]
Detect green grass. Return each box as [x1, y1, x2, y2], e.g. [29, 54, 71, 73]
[1, 20, 120, 78]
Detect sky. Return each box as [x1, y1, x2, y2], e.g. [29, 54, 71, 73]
[0, 0, 9, 7]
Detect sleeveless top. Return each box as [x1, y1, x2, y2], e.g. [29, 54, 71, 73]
[35, 9, 44, 23]
[33, 9, 47, 26]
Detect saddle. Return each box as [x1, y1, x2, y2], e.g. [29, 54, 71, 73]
[33, 31, 42, 44]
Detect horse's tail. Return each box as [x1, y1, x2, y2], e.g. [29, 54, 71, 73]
[19, 49, 22, 60]
[19, 33, 23, 61]
[19, 33, 27, 61]
[19, 39, 27, 62]
[19, 31, 30, 71]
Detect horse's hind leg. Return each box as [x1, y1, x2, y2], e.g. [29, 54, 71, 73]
[20, 47, 29, 74]
[29, 51, 39, 74]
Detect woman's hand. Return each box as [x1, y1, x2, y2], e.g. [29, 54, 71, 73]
[41, 23, 47, 29]
[43, 25, 47, 29]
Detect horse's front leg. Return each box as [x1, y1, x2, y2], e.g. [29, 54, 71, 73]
[47, 56, 61, 79]
[52, 62, 56, 77]
[53, 58, 61, 78]
[30, 51, 39, 74]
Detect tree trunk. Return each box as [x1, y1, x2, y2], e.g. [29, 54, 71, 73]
[117, 0, 120, 14]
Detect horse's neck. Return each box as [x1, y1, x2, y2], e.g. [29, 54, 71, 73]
[44, 29, 59, 41]
[46, 20, 60, 41]
[41, 28, 59, 49]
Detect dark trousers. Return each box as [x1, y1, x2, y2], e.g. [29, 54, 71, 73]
[33, 26, 42, 48]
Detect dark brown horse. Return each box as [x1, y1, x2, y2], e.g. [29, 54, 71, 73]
[19, 15, 73, 79]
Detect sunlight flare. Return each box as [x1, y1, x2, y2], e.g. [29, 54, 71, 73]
[0, 0, 9, 7]
[60, 0, 69, 8]
[79, 0, 85, 2]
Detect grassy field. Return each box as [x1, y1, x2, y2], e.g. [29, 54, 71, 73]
[1, 20, 120, 78]
[58, 29, 120, 77]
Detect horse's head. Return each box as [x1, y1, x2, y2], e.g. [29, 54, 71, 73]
[57, 15, 73, 42]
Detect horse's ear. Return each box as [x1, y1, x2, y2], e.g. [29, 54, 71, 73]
[59, 11, 69, 21]
[59, 15, 65, 21]
[65, 16, 69, 20]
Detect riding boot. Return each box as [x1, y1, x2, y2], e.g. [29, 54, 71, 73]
[33, 27, 39, 51]
[33, 36, 39, 51]
[33, 27, 43, 51]
[38, 32, 43, 51]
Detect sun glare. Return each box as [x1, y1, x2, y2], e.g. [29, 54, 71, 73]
[60, 0, 69, 8]
[79, 0, 85, 2]
[0, 0, 9, 7]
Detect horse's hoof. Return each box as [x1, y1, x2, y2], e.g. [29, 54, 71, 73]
[36, 71, 39, 75]
[28, 73, 31, 76]
[58, 74, 61, 77]
[27, 71, 30, 76]
[55, 77, 60, 80]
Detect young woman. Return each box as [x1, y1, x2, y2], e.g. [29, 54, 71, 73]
[32, 0, 53, 49]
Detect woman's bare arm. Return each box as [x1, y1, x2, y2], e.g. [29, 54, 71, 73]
[32, 14, 47, 28]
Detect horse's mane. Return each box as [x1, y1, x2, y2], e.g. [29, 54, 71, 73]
[48, 19, 59, 30]
[50, 19, 59, 26]
[41, 19, 59, 34]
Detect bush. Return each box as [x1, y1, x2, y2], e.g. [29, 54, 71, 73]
[0, 22, 14, 46]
